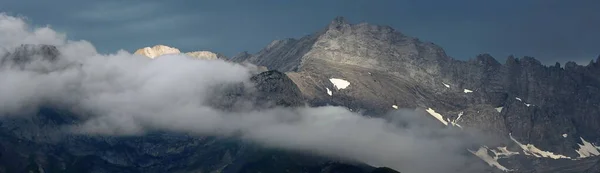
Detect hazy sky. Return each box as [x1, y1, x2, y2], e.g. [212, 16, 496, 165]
[1, 0, 598, 64]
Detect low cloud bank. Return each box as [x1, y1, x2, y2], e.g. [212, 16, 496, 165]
[0, 13, 489, 173]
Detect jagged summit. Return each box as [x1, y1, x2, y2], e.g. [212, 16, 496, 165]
[134, 45, 223, 60]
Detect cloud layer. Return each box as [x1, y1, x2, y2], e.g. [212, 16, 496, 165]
[0, 14, 489, 173]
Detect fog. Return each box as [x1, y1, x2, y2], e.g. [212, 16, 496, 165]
[0, 13, 490, 173]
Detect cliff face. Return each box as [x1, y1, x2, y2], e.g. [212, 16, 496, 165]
[234, 17, 600, 172]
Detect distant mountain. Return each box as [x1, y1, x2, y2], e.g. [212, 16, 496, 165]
[233, 16, 600, 172]
[134, 45, 226, 60]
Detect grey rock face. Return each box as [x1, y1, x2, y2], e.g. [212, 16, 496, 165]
[237, 17, 600, 172]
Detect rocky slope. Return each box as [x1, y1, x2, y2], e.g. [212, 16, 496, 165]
[232, 16, 600, 172]
[0, 44, 398, 173]
[134, 45, 225, 60]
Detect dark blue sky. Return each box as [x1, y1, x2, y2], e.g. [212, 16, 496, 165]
[1, 0, 598, 64]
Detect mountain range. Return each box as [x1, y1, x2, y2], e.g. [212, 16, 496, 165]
[1, 16, 600, 173]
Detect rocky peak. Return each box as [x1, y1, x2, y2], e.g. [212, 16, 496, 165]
[134, 45, 181, 58]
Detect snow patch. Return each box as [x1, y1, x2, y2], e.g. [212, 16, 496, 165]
[509, 133, 571, 159]
[469, 147, 511, 172]
[515, 97, 522, 101]
[463, 89, 473, 93]
[576, 137, 600, 158]
[329, 78, 350, 90]
[442, 83, 450, 88]
[456, 112, 464, 121]
[326, 87, 332, 96]
[425, 108, 448, 126]
[562, 134, 568, 138]
[391, 105, 398, 109]
[495, 107, 503, 113]
[525, 103, 532, 107]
